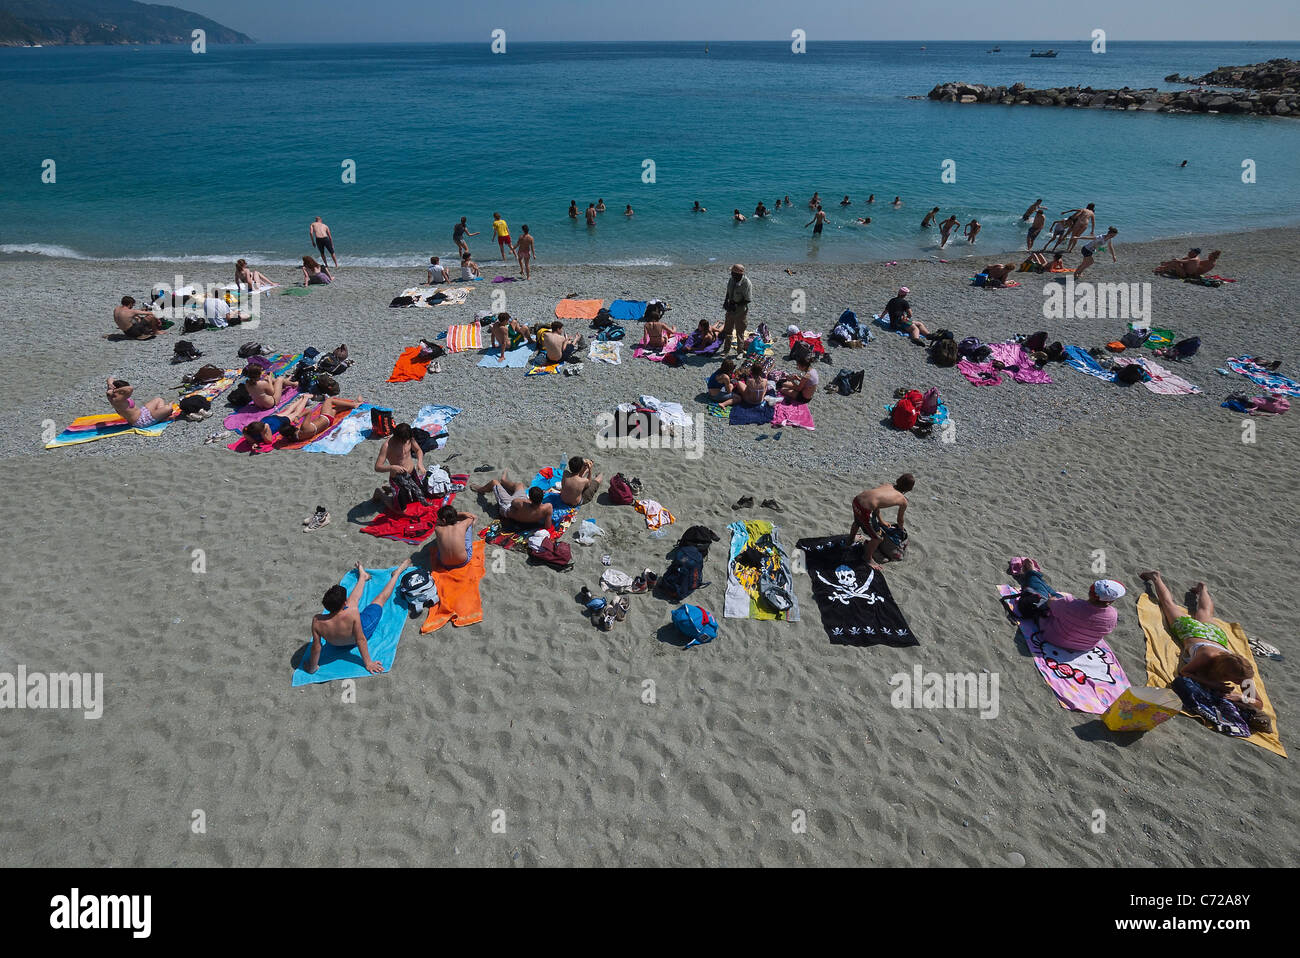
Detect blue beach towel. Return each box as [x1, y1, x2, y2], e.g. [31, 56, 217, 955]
[477, 344, 532, 368]
[291, 566, 408, 686]
[304, 403, 385, 454]
[609, 300, 647, 321]
[1063, 345, 1118, 383]
[729, 402, 775, 426]
[872, 313, 911, 338]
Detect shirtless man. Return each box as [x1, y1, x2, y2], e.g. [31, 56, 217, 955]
[964, 218, 981, 244]
[1026, 209, 1046, 250]
[849, 474, 915, 570]
[490, 312, 531, 359]
[541, 321, 581, 363]
[432, 505, 476, 569]
[471, 472, 554, 527]
[733, 209, 747, 222]
[1156, 248, 1218, 278]
[453, 216, 478, 255]
[938, 215, 961, 248]
[306, 559, 411, 675]
[643, 314, 676, 351]
[981, 263, 1016, 287]
[245, 365, 288, 410]
[805, 205, 829, 236]
[1021, 198, 1044, 222]
[585, 203, 597, 226]
[1062, 203, 1095, 253]
[113, 296, 163, 339]
[692, 200, 707, 213]
[808, 191, 821, 210]
[514, 225, 535, 279]
[308, 216, 338, 268]
[920, 207, 940, 229]
[106, 378, 172, 428]
[560, 456, 603, 506]
[372, 423, 425, 510]
[891, 196, 903, 207]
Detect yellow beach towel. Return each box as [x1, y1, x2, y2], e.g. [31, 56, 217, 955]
[1137, 594, 1285, 757]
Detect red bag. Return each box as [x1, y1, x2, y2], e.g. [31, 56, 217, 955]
[608, 473, 635, 505]
[892, 397, 919, 430]
[527, 537, 573, 570]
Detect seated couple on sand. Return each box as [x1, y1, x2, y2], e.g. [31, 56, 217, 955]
[106, 378, 173, 427]
[242, 395, 362, 447]
[307, 559, 412, 675]
[1154, 249, 1221, 279]
[113, 296, 166, 340]
[708, 359, 772, 409]
[472, 457, 601, 525]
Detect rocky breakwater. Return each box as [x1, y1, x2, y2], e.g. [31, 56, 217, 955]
[924, 80, 1299, 118]
[1165, 59, 1300, 93]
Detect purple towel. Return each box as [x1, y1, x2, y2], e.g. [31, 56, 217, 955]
[222, 387, 300, 431]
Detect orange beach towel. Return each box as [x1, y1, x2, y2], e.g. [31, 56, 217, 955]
[555, 298, 604, 321]
[421, 546, 487, 632]
[388, 346, 432, 382]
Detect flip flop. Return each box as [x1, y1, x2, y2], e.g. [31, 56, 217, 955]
[760, 498, 783, 512]
[732, 495, 754, 509]
[1249, 638, 1281, 658]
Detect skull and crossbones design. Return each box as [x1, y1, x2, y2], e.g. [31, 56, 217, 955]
[815, 564, 884, 605]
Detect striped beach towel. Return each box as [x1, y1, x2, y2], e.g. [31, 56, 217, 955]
[443, 323, 483, 353]
[1227, 356, 1300, 398]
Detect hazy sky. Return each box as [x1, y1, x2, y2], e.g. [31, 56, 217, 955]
[186, 0, 1300, 44]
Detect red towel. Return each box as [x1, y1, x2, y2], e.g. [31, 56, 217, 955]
[388, 346, 432, 382]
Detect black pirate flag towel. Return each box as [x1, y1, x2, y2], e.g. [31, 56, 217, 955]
[796, 536, 918, 647]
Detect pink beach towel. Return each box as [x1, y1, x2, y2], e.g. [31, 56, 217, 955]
[771, 400, 815, 430]
[634, 332, 685, 361]
[222, 388, 300, 432]
[957, 359, 1003, 386]
[998, 585, 1131, 714]
[989, 342, 1053, 384]
[1116, 357, 1202, 396]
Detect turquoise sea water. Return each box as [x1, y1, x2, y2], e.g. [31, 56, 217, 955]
[2, 40, 1298, 266]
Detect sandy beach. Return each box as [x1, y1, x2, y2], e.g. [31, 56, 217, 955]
[0, 227, 1295, 867]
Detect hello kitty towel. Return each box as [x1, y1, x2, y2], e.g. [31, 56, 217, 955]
[998, 585, 1131, 713]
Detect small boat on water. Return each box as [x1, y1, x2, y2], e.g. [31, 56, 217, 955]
[1030, 49, 1058, 58]
[988, 46, 1001, 53]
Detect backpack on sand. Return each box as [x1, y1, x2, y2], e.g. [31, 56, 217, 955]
[892, 390, 923, 430]
[173, 340, 202, 362]
[660, 545, 707, 601]
[527, 537, 573, 571]
[931, 338, 959, 367]
[370, 408, 395, 437]
[398, 568, 439, 611]
[672, 604, 718, 648]
[608, 473, 636, 505]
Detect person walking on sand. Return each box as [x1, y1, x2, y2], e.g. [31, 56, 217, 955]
[938, 214, 960, 248]
[964, 218, 981, 244]
[720, 264, 752, 353]
[514, 225, 535, 279]
[849, 475, 915, 570]
[309, 217, 338, 268]
[453, 216, 478, 255]
[805, 205, 828, 237]
[1026, 209, 1046, 250]
[491, 212, 513, 261]
[306, 558, 411, 675]
[1074, 227, 1118, 281]
[921, 207, 940, 229]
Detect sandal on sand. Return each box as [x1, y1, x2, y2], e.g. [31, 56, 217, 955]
[760, 498, 783, 512]
[205, 430, 233, 445]
[732, 495, 754, 510]
[597, 609, 615, 631]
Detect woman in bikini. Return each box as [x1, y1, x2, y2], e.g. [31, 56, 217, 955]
[235, 258, 274, 291]
[242, 394, 362, 447]
[106, 378, 172, 428]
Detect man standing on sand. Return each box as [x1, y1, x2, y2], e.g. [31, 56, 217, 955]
[720, 263, 752, 353]
[309, 217, 338, 268]
[849, 475, 914, 570]
[1026, 209, 1046, 250]
[491, 212, 513, 261]
[306, 559, 411, 675]
[453, 216, 478, 255]
[938, 214, 960, 248]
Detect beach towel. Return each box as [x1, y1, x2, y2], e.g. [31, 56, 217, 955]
[478, 344, 533, 368]
[222, 388, 300, 432]
[225, 403, 351, 453]
[1063, 345, 1118, 383]
[788, 332, 826, 355]
[956, 359, 1004, 386]
[1137, 594, 1285, 756]
[479, 464, 578, 550]
[997, 584, 1131, 714]
[555, 298, 604, 321]
[634, 498, 676, 531]
[281, 287, 311, 297]
[771, 400, 815, 430]
[583, 340, 620, 365]
[1227, 357, 1300, 398]
[304, 403, 385, 454]
[411, 403, 461, 451]
[443, 323, 483, 353]
[1128, 324, 1175, 350]
[392, 286, 471, 308]
[729, 402, 775, 425]
[608, 299, 647, 321]
[970, 277, 1021, 288]
[45, 411, 173, 448]
[1114, 356, 1202, 395]
[421, 546, 487, 632]
[634, 332, 686, 361]
[990, 342, 1053, 384]
[873, 313, 912, 338]
[388, 346, 433, 382]
[362, 481, 465, 543]
[725, 520, 800, 621]
[637, 395, 691, 429]
[797, 537, 918, 646]
[290, 566, 408, 687]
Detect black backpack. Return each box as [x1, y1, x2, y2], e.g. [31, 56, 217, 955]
[931, 339, 960, 367]
[1023, 331, 1048, 352]
[173, 340, 202, 363]
[228, 383, 251, 408]
[1116, 363, 1147, 385]
[1169, 336, 1201, 360]
[238, 341, 265, 358]
[659, 545, 708, 601]
[788, 341, 815, 365]
[182, 315, 207, 333]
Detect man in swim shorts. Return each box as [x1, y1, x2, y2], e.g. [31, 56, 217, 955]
[471, 472, 554, 527]
[308, 216, 338, 268]
[1026, 209, 1046, 250]
[491, 212, 512, 260]
[541, 322, 581, 363]
[113, 296, 164, 339]
[432, 505, 476, 569]
[849, 474, 914, 570]
[306, 558, 411, 675]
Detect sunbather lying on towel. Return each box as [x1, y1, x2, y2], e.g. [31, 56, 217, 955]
[307, 559, 411, 675]
[693, 320, 722, 350]
[490, 312, 533, 359]
[242, 394, 362, 447]
[373, 423, 426, 513]
[471, 472, 553, 527]
[433, 505, 476, 569]
[245, 365, 290, 410]
[849, 475, 914, 571]
[981, 263, 1016, 287]
[106, 378, 172, 428]
[1154, 249, 1220, 279]
[1010, 557, 1124, 651]
[561, 456, 603, 506]
[113, 296, 165, 340]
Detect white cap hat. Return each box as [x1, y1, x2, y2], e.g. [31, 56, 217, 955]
[1093, 579, 1126, 602]
[786, 323, 799, 334]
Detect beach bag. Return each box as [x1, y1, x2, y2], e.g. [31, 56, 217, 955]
[972, 273, 988, 287]
[829, 369, 854, 396]
[608, 474, 636, 506]
[1024, 331, 1048, 352]
[892, 390, 923, 430]
[398, 568, 439, 611]
[315, 373, 340, 397]
[672, 604, 718, 648]
[183, 315, 207, 333]
[238, 341, 265, 358]
[370, 408, 395, 437]
[931, 338, 959, 367]
[876, 524, 908, 562]
[789, 340, 815, 365]
[597, 325, 625, 341]
[919, 387, 940, 416]
[173, 340, 201, 362]
[424, 466, 453, 497]
[318, 345, 351, 375]
[758, 567, 794, 613]
[227, 383, 251, 408]
[1120, 329, 1148, 349]
[178, 394, 210, 416]
[528, 537, 573, 571]
[1169, 336, 1201, 361]
[188, 363, 223, 384]
[1045, 341, 1065, 362]
[957, 337, 983, 360]
[660, 545, 706, 601]
[663, 351, 683, 367]
[1116, 364, 1147, 385]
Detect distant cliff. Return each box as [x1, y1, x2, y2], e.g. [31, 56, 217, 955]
[0, 0, 252, 45]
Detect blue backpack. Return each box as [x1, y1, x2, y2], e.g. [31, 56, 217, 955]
[597, 325, 626, 342]
[672, 604, 718, 648]
[660, 545, 707, 601]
